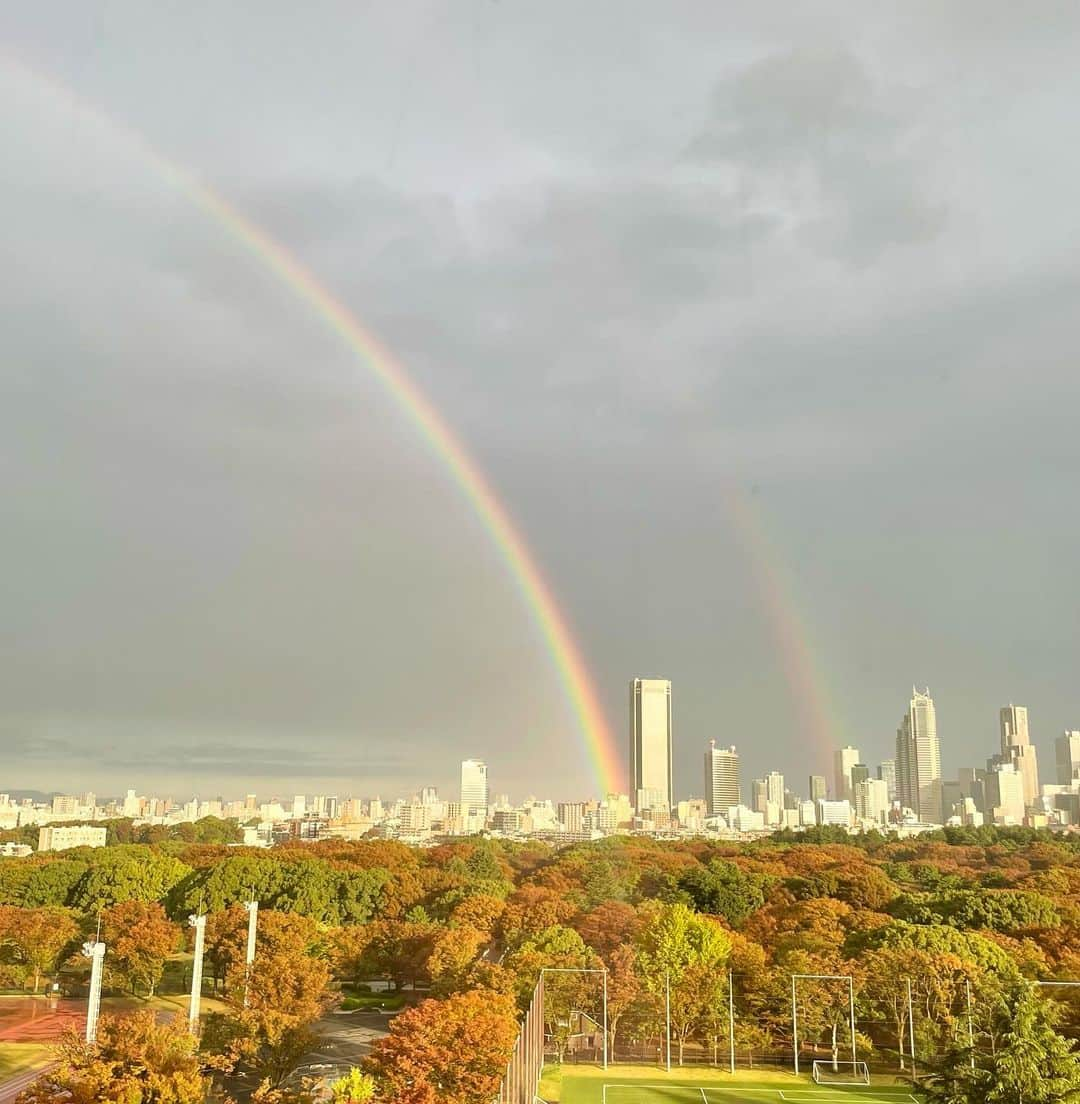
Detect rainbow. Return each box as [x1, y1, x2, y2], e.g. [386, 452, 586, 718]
[4, 57, 624, 796]
[722, 482, 837, 770]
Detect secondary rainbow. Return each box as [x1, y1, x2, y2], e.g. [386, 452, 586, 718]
[5, 57, 623, 796]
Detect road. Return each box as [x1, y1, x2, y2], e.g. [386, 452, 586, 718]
[0, 1063, 55, 1104]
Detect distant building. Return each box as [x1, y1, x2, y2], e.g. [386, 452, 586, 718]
[816, 799, 853, 828]
[986, 763, 1026, 825]
[877, 760, 897, 803]
[704, 742, 740, 815]
[855, 779, 890, 825]
[1055, 731, 1080, 786]
[630, 679, 673, 810]
[38, 825, 107, 852]
[999, 705, 1039, 806]
[896, 688, 942, 822]
[834, 747, 861, 802]
[51, 795, 79, 818]
[459, 760, 489, 817]
[808, 775, 828, 802]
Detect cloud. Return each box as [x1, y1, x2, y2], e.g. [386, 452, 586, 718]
[689, 46, 947, 263]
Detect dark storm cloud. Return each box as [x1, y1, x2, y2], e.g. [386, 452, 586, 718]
[2, 1, 1079, 800]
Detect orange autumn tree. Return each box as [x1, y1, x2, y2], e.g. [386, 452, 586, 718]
[16, 1010, 212, 1104]
[102, 900, 180, 997]
[364, 989, 518, 1104]
[0, 905, 79, 993]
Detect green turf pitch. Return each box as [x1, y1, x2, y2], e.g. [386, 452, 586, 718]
[544, 1067, 922, 1104]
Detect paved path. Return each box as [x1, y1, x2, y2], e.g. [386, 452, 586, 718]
[0, 1062, 54, 1104]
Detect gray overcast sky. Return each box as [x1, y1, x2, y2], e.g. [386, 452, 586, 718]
[2, 2, 1079, 803]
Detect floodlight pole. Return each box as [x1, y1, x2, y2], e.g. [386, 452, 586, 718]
[792, 975, 799, 1076]
[665, 969, 671, 1073]
[728, 969, 736, 1075]
[188, 913, 207, 1032]
[243, 898, 259, 1008]
[82, 939, 106, 1044]
[602, 968, 608, 1070]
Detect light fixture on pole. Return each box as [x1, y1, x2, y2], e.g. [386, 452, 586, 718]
[188, 913, 207, 1032]
[82, 938, 106, 1044]
[242, 898, 259, 1008]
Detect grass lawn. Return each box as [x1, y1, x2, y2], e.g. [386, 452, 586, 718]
[540, 1064, 922, 1104]
[0, 1042, 52, 1080]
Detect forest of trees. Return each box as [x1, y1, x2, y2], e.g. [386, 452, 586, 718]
[1, 823, 1079, 1103]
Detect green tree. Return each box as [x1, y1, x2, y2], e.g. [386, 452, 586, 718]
[921, 983, 1080, 1104]
[677, 860, 771, 927]
[636, 902, 732, 1064]
[330, 1068, 376, 1102]
[71, 847, 191, 910]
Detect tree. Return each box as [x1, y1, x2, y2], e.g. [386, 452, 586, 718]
[71, 847, 192, 910]
[102, 900, 179, 997]
[203, 945, 334, 1090]
[604, 944, 640, 1062]
[636, 903, 732, 1064]
[920, 983, 1080, 1104]
[15, 1010, 213, 1104]
[574, 901, 640, 960]
[206, 907, 319, 993]
[364, 990, 518, 1104]
[678, 860, 771, 928]
[330, 1068, 376, 1102]
[0, 905, 79, 992]
[425, 924, 486, 996]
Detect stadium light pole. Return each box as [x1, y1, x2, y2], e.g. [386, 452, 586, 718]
[82, 938, 106, 1044]
[188, 913, 207, 1032]
[242, 898, 259, 1008]
[728, 969, 736, 1075]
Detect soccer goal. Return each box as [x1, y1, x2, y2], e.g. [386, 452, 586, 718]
[812, 1059, 871, 1085]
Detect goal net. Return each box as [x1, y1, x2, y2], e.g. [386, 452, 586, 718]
[812, 1059, 871, 1085]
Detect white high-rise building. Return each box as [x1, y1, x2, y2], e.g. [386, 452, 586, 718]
[986, 763, 1026, 825]
[834, 747, 861, 802]
[765, 771, 785, 809]
[855, 778, 890, 826]
[1056, 731, 1080, 786]
[630, 678, 673, 810]
[704, 742, 740, 815]
[999, 705, 1039, 806]
[459, 759, 489, 816]
[896, 688, 942, 822]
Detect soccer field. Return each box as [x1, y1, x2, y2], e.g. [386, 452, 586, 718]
[544, 1066, 922, 1104]
[597, 1087, 919, 1104]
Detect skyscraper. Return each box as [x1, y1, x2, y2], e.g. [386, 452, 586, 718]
[704, 742, 740, 815]
[630, 678, 673, 810]
[877, 760, 897, 803]
[1056, 731, 1080, 786]
[999, 705, 1039, 806]
[459, 759, 489, 816]
[896, 688, 942, 822]
[808, 775, 828, 802]
[834, 746, 861, 802]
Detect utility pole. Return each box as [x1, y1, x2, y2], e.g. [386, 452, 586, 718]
[728, 969, 736, 1075]
[82, 939, 106, 1044]
[243, 898, 259, 1008]
[188, 913, 207, 1032]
